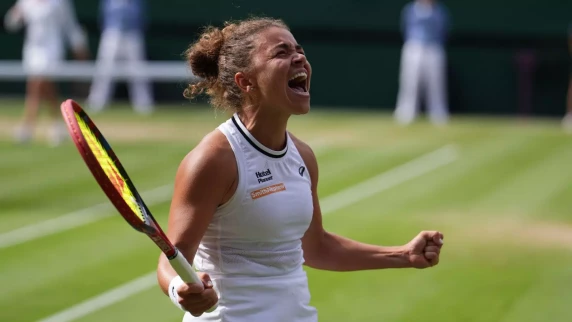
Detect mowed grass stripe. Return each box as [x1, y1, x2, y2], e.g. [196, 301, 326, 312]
[499, 268, 572, 322]
[317, 142, 447, 193]
[0, 203, 172, 321]
[475, 143, 572, 216]
[390, 254, 563, 322]
[0, 184, 173, 250]
[33, 145, 456, 322]
[543, 182, 572, 222]
[0, 142, 189, 203]
[0, 142, 74, 168]
[38, 274, 159, 322]
[363, 133, 551, 217]
[320, 145, 457, 214]
[317, 144, 452, 198]
[315, 133, 514, 219]
[73, 287, 182, 322]
[1, 142, 186, 184]
[0, 142, 193, 233]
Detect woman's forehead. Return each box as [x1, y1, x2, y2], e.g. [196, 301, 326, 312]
[257, 27, 299, 50]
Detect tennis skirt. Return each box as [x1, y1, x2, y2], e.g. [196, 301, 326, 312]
[182, 270, 318, 322]
[22, 43, 64, 77]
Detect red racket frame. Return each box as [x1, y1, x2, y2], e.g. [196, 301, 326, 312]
[60, 99, 177, 259]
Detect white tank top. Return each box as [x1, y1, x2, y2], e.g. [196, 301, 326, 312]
[194, 113, 314, 278]
[187, 114, 318, 321]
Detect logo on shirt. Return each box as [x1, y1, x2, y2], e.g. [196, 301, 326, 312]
[250, 183, 286, 200]
[255, 168, 273, 183]
[298, 166, 306, 177]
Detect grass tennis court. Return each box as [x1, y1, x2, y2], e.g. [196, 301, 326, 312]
[1, 99, 572, 322]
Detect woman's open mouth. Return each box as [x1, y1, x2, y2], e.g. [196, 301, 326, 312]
[288, 71, 308, 94]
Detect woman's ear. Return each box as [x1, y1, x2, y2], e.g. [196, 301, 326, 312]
[235, 72, 254, 93]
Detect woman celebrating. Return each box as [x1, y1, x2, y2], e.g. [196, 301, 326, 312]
[157, 17, 444, 321]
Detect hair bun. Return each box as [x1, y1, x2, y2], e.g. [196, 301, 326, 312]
[187, 27, 225, 80]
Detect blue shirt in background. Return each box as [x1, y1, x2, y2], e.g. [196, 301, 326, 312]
[100, 0, 146, 32]
[401, 1, 450, 46]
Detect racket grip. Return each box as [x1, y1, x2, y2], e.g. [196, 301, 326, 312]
[169, 248, 219, 313]
[169, 249, 203, 287]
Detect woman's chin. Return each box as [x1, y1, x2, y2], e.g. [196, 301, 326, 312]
[289, 103, 311, 115]
[285, 93, 311, 115]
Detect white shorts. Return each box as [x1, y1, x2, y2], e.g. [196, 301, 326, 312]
[22, 44, 63, 77]
[182, 271, 318, 322]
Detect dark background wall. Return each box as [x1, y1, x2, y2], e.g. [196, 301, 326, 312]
[0, 0, 570, 116]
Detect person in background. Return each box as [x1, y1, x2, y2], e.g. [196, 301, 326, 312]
[563, 22, 572, 131]
[394, 0, 450, 126]
[4, 0, 89, 146]
[87, 0, 154, 114]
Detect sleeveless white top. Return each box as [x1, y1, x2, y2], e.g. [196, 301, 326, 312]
[185, 114, 318, 322]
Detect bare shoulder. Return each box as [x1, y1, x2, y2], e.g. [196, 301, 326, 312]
[288, 132, 319, 183]
[288, 132, 316, 161]
[182, 129, 234, 168]
[175, 128, 237, 199]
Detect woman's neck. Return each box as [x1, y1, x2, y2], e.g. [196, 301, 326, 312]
[237, 107, 290, 151]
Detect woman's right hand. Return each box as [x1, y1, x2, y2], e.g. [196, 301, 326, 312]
[175, 273, 219, 317]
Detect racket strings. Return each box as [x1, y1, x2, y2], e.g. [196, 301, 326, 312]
[74, 112, 145, 222]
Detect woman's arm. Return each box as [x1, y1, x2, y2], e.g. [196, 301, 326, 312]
[157, 131, 237, 295]
[60, 0, 89, 58]
[295, 137, 443, 272]
[4, 1, 23, 33]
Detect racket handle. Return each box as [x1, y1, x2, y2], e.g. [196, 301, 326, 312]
[169, 250, 203, 287]
[169, 248, 218, 313]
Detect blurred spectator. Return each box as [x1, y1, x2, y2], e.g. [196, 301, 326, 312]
[87, 0, 154, 114]
[3, 0, 89, 146]
[564, 22, 572, 131]
[394, 0, 450, 126]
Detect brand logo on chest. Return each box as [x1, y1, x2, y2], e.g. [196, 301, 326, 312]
[250, 183, 286, 200]
[255, 168, 273, 183]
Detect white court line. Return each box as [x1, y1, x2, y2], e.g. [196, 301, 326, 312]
[0, 185, 173, 250]
[37, 144, 458, 322]
[320, 144, 459, 213]
[38, 274, 158, 322]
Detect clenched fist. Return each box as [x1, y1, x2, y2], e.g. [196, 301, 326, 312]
[405, 231, 444, 269]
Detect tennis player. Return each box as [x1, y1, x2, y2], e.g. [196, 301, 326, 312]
[4, 0, 89, 146]
[156, 17, 444, 321]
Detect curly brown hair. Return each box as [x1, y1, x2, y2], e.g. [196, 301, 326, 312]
[183, 17, 289, 112]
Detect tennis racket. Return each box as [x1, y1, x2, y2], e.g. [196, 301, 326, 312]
[60, 99, 217, 311]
